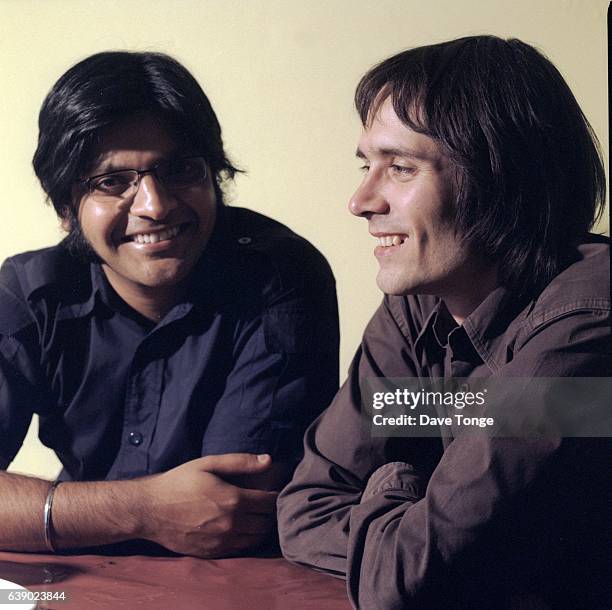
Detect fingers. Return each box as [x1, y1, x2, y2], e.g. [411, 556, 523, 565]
[196, 453, 272, 477]
[237, 487, 279, 514]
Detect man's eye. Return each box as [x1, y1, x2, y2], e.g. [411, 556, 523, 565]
[359, 164, 370, 173]
[97, 177, 120, 188]
[92, 174, 132, 193]
[390, 164, 415, 176]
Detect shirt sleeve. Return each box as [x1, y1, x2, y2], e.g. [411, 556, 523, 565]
[0, 336, 37, 469]
[278, 304, 611, 607]
[0, 270, 42, 469]
[277, 297, 437, 574]
[200, 246, 340, 463]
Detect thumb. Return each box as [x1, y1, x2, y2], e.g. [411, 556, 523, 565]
[198, 453, 272, 477]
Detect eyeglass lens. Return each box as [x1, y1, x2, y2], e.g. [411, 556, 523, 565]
[87, 157, 207, 201]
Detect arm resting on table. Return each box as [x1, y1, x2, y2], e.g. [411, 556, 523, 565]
[279, 306, 611, 607]
[0, 453, 281, 558]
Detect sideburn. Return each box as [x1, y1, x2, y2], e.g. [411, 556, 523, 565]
[61, 214, 102, 264]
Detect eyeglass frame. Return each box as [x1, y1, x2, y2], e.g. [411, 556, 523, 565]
[77, 155, 209, 202]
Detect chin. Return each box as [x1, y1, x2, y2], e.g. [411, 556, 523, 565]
[376, 273, 414, 296]
[136, 261, 194, 289]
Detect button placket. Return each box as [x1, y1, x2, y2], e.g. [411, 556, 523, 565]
[116, 342, 165, 475]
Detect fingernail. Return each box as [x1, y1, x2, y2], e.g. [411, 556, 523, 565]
[257, 454, 270, 463]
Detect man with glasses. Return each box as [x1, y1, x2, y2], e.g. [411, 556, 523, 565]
[0, 51, 339, 558]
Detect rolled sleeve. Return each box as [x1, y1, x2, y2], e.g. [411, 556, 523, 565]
[360, 462, 422, 503]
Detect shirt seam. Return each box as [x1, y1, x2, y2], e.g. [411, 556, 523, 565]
[527, 300, 610, 330]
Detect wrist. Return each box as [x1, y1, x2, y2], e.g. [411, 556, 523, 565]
[50, 478, 156, 548]
[43, 481, 61, 552]
[128, 475, 158, 540]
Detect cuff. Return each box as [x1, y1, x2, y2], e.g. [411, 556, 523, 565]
[361, 461, 422, 503]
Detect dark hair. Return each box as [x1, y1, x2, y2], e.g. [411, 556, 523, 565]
[355, 35, 606, 296]
[32, 51, 240, 257]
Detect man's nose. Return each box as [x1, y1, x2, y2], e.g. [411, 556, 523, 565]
[348, 174, 390, 218]
[129, 174, 178, 220]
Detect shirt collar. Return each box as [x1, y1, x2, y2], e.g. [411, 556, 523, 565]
[31, 252, 99, 321]
[415, 286, 526, 372]
[90, 263, 113, 310]
[87, 244, 226, 326]
[38, 206, 238, 323]
[462, 285, 527, 371]
[431, 302, 459, 348]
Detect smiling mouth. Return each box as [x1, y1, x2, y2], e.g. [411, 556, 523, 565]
[376, 234, 407, 247]
[122, 223, 189, 245]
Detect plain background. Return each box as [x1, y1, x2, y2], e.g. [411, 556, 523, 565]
[1, 0, 609, 478]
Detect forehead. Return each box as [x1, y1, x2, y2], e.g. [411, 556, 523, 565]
[358, 97, 444, 164]
[87, 114, 186, 171]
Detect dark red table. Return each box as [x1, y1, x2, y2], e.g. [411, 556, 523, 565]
[0, 552, 351, 609]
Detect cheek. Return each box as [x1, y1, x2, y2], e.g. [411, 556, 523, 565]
[79, 201, 123, 242]
[78, 199, 103, 225]
[192, 189, 217, 225]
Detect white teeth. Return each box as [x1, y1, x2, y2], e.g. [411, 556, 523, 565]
[377, 234, 406, 247]
[132, 225, 181, 244]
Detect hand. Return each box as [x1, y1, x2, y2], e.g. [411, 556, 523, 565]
[139, 453, 278, 558]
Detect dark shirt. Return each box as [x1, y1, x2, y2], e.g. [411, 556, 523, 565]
[277, 238, 611, 609]
[0, 207, 339, 482]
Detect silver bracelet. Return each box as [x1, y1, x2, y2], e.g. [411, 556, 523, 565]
[43, 481, 61, 552]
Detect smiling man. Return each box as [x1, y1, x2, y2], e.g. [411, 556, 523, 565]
[76, 117, 218, 319]
[353, 97, 497, 319]
[278, 36, 611, 608]
[0, 51, 339, 558]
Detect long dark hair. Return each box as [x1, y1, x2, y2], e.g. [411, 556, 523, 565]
[33, 51, 240, 221]
[355, 36, 606, 296]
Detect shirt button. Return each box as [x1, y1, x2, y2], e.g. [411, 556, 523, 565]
[128, 432, 143, 446]
[237, 237, 252, 244]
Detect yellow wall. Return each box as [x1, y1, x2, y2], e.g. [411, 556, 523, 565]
[1, 0, 608, 479]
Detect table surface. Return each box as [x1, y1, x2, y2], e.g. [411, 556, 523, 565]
[0, 551, 351, 610]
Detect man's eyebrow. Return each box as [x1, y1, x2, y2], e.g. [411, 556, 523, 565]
[88, 161, 123, 174]
[355, 146, 435, 162]
[86, 147, 191, 175]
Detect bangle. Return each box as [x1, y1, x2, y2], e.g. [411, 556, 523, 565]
[43, 481, 61, 553]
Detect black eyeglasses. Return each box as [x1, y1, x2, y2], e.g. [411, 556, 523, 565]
[79, 156, 208, 203]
